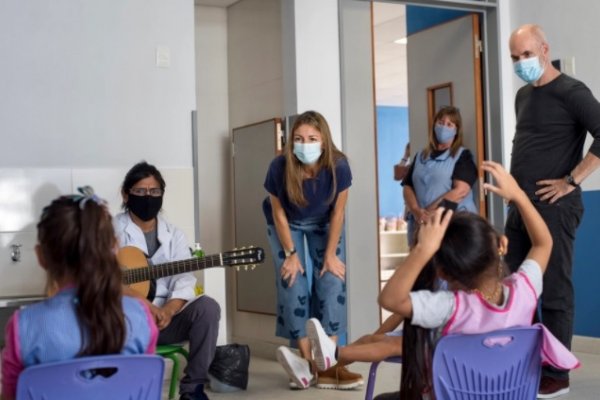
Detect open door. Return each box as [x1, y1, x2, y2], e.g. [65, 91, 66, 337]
[232, 119, 282, 315]
[407, 13, 485, 214]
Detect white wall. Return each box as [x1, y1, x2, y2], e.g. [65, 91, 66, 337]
[228, 0, 283, 129]
[287, 0, 342, 145]
[338, 0, 381, 341]
[495, 0, 518, 168]
[510, 0, 600, 190]
[0, 167, 195, 296]
[0, 0, 199, 308]
[0, 0, 196, 168]
[226, 0, 286, 356]
[194, 5, 230, 345]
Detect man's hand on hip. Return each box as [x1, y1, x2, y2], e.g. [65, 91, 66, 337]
[535, 178, 576, 203]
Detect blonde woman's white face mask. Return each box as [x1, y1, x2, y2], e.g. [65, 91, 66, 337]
[293, 142, 322, 165]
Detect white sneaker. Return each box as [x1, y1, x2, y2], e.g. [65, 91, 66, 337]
[289, 376, 317, 390]
[276, 346, 314, 390]
[306, 318, 337, 371]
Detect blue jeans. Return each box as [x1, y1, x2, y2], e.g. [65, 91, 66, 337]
[266, 218, 347, 340]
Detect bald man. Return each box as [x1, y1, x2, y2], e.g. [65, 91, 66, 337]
[507, 24, 600, 398]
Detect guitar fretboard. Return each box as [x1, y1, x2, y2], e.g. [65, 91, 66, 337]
[122, 253, 225, 285]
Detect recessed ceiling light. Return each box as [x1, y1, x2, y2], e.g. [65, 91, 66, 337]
[394, 37, 407, 45]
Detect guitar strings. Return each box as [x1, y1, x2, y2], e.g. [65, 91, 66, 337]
[123, 255, 220, 283]
[123, 252, 255, 283]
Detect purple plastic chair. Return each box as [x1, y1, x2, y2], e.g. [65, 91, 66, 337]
[364, 356, 403, 400]
[16, 355, 164, 400]
[433, 327, 542, 400]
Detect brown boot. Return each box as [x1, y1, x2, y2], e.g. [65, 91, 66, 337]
[316, 365, 364, 390]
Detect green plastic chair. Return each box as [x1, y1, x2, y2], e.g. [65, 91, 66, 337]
[156, 344, 189, 399]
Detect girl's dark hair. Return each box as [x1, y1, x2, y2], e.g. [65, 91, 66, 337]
[433, 212, 502, 290]
[400, 212, 503, 398]
[37, 196, 125, 356]
[399, 259, 437, 399]
[121, 161, 166, 209]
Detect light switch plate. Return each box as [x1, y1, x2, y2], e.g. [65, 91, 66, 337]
[563, 56, 576, 76]
[156, 46, 171, 68]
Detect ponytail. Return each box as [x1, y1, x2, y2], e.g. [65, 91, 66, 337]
[75, 201, 125, 355]
[399, 260, 436, 399]
[38, 195, 126, 355]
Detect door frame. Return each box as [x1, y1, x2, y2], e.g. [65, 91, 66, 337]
[369, 0, 504, 225]
[339, 0, 505, 341]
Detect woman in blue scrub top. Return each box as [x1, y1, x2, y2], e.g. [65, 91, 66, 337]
[263, 110, 362, 389]
[403, 106, 478, 245]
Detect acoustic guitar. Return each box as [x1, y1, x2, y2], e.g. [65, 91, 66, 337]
[117, 246, 265, 297]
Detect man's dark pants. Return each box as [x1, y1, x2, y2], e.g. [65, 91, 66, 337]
[158, 295, 221, 394]
[505, 189, 583, 380]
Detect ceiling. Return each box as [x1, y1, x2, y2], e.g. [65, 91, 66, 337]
[194, 0, 406, 106]
[373, 2, 407, 106]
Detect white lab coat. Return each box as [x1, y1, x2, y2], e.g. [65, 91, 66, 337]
[114, 212, 197, 307]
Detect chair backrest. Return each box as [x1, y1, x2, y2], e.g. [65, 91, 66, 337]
[433, 327, 542, 400]
[16, 355, 164, 400]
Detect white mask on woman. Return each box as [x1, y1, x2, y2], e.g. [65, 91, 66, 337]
[293, 142, 322, 165]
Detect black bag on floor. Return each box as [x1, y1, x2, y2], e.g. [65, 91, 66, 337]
[208, 343, 250, 391]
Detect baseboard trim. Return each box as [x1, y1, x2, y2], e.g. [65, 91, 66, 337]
[573, 335, 600, 355]
[232, 335, 287, 361]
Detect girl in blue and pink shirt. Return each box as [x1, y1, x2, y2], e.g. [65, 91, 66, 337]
[1, 191, 157, 400]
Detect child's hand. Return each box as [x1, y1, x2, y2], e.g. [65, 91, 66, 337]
[481, 160, 524, 203]
[415, 207, 453, 256]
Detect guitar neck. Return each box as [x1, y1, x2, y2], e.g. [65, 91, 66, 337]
[123, 253, 225, 285]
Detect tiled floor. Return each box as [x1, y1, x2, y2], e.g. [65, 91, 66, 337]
[166, 350, 600, 400]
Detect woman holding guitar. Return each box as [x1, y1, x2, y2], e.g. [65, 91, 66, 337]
[114, 161, 220, 400]
[263, 111, 363, 390]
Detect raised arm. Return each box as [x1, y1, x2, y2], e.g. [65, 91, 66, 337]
[482, 161, 552, 272]
[378, 208, 453, 318]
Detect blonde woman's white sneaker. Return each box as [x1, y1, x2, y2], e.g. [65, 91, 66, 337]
[276, 346, 314, 390]
[306, 318, 337, 371]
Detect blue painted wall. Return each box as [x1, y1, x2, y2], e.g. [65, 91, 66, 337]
[406, 6, 469, 36]
[573, 190, 600, 337]
[376, 106, 409, 218]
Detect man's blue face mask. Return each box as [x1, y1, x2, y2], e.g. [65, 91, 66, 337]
[513, 56, 544, 84]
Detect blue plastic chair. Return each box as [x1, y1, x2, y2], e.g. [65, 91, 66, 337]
[16, 355, 164, 400]
[433, 327, 542, 400]
[364, 356, 402, 400]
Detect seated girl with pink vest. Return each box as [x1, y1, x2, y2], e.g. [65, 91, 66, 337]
[372, 161, 579, 397]
[379, 161, 579, 393]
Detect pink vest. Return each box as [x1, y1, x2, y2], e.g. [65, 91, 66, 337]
[442, 272, 579, 370]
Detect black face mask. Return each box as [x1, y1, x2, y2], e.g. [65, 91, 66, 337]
[127, 194, 163, 222]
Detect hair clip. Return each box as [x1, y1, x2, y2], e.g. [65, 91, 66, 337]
[77, 186, 107, 210]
